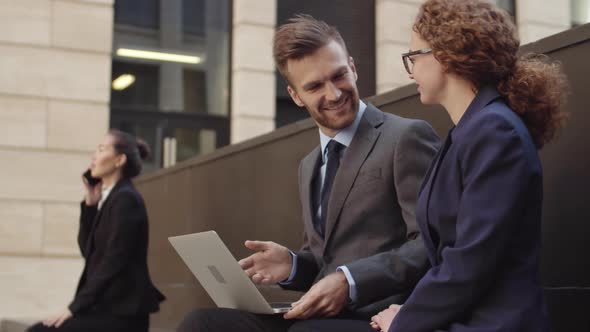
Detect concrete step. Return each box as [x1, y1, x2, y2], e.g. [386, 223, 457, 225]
[0, 319, 34, 332]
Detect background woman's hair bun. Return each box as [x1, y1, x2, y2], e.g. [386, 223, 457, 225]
[136, 138, 151, 161]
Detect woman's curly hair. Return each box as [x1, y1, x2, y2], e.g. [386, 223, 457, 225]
[414, 0, 568, 148]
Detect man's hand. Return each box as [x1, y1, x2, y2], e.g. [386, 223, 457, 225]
[238, 240, 292, 285]
[43, 308, 73, 328]
[283, 272, 349, 320]
[370, 304, 401, 331]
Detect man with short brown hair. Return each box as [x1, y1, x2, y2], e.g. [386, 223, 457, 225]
[177, 14, 439, 332]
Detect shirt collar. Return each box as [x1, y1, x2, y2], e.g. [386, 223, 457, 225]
[98, 183, 116, 210]
[319, 100, 366, 162]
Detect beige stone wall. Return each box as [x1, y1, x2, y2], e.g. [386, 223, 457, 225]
[517, 0, 571, 44]
[0, 0, 113, 321]
[230, 0, 276, 143]
[375, 0, 422, 94]
[0, 0, 112, 258]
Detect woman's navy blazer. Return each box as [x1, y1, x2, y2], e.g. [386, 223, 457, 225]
[390, 86, 551, 332]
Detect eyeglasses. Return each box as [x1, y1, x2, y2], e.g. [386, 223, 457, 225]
[401, 48, 432, 75]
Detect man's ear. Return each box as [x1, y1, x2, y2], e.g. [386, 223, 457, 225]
[287, 85, 305, 107]
[349, 56, 358, 81]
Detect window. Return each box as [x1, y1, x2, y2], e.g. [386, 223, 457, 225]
[183, 69, 207, 113]
[111, 61, 159, 110]
[114, 0, 159, 29]
[183, 0, 206, 36]
[111, 0, 230, 169]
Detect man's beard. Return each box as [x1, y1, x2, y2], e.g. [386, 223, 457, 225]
[311, 91, 359, 131]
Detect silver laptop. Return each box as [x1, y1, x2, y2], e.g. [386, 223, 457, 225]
[168, 231, 292, 314]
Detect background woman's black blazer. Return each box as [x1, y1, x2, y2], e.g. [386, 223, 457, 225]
[68, 178, 165, 316]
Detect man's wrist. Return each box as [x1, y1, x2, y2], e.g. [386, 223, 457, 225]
[331, 271, 349, 294]
[336, 266, 357, 303]
[279, 251, 298, 284]
[335, 271, 348, 285]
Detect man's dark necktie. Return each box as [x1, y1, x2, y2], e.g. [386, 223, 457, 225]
[318, 140, 344, 237]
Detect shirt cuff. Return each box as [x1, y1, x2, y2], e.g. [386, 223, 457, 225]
[278, 251, 298, 285]
[337, 265, 358, 303]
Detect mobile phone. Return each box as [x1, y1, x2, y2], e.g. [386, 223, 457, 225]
[83, 169, 101, 187]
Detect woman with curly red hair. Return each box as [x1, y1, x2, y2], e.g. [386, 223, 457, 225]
[370, 0, 567, 331]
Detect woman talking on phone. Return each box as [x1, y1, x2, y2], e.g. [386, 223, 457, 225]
[28, 129, 165, 332]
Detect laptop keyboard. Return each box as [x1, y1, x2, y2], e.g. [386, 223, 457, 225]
[270, 302, 292, 309]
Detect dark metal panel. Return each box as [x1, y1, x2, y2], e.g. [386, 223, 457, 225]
[537, 40, 590, 287]
[368, 90, 452, 139]
[544, 289, 590, 331]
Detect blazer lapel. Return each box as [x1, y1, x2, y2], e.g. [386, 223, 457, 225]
[322, 105, 383, 253]
[420, 132, 453, 264]
[84, 179, 129, 255]
[301, 147, 323, 240]
[418, 138, 444, 195]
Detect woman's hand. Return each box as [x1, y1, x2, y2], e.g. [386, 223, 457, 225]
[83, 174, 101, 206]
[370, 304, 402, 331]
[42, 308, 73, 328]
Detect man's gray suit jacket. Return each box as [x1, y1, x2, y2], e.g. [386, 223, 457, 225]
[282, 103, 440, 318]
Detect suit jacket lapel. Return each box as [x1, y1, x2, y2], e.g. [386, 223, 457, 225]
[301, 147, 323, 241]
[323, 105, 383, 253]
